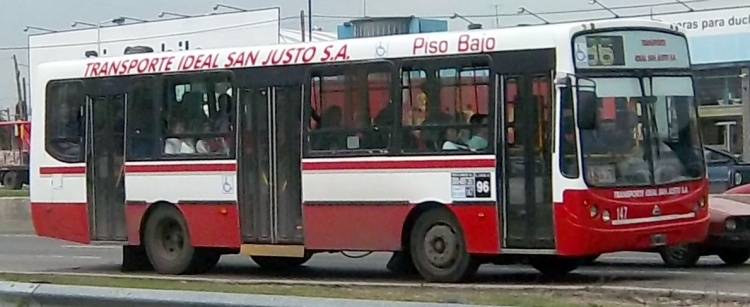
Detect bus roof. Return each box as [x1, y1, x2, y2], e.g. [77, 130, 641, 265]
[36, 18, 682, 80]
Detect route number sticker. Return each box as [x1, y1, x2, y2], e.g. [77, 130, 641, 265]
[451, 172, 492, 199]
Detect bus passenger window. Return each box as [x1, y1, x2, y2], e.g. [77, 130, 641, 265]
[161, 73, 234, 159]
[127, 78, 157, 160]
[400, 64, 490, 153]
[307, 67, 391, 153]
[45, 81, 85, 163]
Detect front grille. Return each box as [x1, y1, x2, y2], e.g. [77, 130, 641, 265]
[732, 216, 750, 231]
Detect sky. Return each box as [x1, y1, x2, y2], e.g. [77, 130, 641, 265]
[1, 0, 748, 112]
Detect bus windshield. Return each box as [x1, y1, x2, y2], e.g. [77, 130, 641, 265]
[578, 76, 704, 187]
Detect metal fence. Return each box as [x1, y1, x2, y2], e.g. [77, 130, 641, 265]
[0, 281, 492, 307]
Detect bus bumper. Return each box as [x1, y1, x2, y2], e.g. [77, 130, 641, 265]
[555, 209, 710, 256]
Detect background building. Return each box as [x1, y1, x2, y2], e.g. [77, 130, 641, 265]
[655, 7, 750, 157]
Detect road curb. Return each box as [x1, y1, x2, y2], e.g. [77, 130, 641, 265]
[2, 270, 749, 301]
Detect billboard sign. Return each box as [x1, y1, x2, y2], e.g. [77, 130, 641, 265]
[653, 7, 750, 37]
[649, 7, 750, 64]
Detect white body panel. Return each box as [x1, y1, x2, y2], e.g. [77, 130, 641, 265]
[30, 18, 685, 207]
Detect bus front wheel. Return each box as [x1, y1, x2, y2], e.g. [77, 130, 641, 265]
[409, 207, 479, 283]
[143, 205, 219, 274]
[659, 244, 701, 268]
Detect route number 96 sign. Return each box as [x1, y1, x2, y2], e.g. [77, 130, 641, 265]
[451, 172, 492, 199]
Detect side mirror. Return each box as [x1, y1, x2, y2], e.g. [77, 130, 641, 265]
[575, 78, 598, 130]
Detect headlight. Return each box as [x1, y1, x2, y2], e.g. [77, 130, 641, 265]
[726, 219, 737, 231]
[590, 205, 598, 217]
[602, 210, 611, 222]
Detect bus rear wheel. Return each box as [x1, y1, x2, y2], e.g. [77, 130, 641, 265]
[409, 207, 479, 283]
[143, 205, 219, 274]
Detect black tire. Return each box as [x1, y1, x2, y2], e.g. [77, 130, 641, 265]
[121, 245, 153, 272]
[529, 256, 581, 277]
[409, 207, 479, 283]
[251, 254, 312, 271]
[143, 205, 217, 274]
[717, 249, 750, 266]
[659, 244, 701, 268]
[386, 251, 418, 276]
[582, 254, 601, 265]
[3, 172, 22, 190]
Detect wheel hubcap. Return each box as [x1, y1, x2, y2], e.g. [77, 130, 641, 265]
[423, 225, 458, 268]
[158, 219, 184, 259]
[668, 244, 688, 260]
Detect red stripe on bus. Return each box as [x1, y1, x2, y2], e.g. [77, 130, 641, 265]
[40, 166, 85, 175]
[125, 164, 236, 173]
[301, 158, 496, 171]
[39, 158, 495, 175]
[40, 163, 235, 175]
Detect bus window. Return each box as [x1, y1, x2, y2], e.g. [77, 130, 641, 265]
[559, 86, 579, 178]
[161, 73, 234, 158]
[400, 62, 490, 153]
[45, 80, 85, 163]
[307, 66, 391, 153]
[127, 77, 157, 160]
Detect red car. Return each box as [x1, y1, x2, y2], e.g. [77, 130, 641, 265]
[657, 184, 750, 267]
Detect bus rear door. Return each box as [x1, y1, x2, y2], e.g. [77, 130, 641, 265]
[236, 67, 305, 257]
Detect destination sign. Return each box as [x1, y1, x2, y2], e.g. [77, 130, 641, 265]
[573, 30, 690, 70]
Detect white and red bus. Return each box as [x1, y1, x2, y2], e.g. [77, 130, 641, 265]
[31, 18, 709, 282]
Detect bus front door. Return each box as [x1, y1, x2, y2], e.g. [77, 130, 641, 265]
[501, 74, 555, 250]
[237, 68, 305, 258]
[85, 79, 127, 242]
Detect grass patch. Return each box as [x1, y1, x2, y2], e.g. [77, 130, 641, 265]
[0, 187, 28, 198]
[0, 273, 646, 307]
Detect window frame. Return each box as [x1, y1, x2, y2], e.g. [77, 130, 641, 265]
[44, 79, 86, 163]
[558, 84, 580, 178]
[159, 70, 236, 161]
[303, 60, 398, 158]
[394, 54, 495, 156]
[125, 76, 161, 161]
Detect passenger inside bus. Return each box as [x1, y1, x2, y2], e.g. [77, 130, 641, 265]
[466, 113, 489, 150]
[442, 127, 470, 151]
[312, 105, 345, 150]
[196, 122, 228, 154]
[164, 121, 196, 154]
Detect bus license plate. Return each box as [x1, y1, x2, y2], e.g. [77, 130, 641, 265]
[651, 234, 666, 247]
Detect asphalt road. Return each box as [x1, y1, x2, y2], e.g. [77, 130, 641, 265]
[1, 234, 748, 293]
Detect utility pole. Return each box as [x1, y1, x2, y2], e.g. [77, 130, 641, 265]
[307, 0, 312, 42]
[494, 5, 500, 28]
[11, 55, 25, 121]
[742, 67, 750, 161]
[300, 10, 306, 42]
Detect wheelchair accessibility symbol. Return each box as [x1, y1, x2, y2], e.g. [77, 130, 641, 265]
[375, 41, 388, 58]
[222, 176, 234, 194]
[575, 44, 588, 62]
